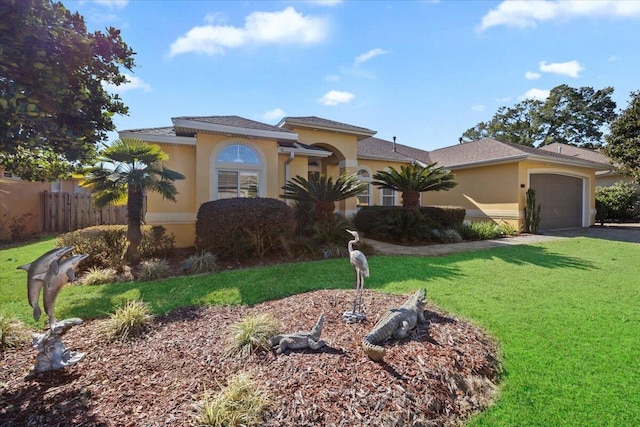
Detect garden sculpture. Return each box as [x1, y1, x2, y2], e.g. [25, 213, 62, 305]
[343, 229, 369, 323]
[17, 247, 88, 372]
[268, 313, 326, 354]
[362, 288, 426, 362]
[18, 246, 74, 321]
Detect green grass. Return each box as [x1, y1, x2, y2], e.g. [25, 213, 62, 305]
[2, 236, 638, 426]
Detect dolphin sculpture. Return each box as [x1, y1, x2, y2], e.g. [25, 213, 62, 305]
[32, 253, 89, 330]
[17, 246, 75, 321]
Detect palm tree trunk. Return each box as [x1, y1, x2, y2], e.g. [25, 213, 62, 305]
[315, 201, 335, 222]
[402, 190, 420, 211]
[125, 187, 144, 263]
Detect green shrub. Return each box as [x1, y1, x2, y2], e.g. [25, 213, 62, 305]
[184, 251, 218, 275]
[224, 313, 280, 358]
[81, 266, 119, 285]
[194, 373, 272, 427]
[419, 206, 466, 228]
[0, 316, 29, 349]
[596, 181, 639, 224]
[432, 228, 463, 243]
[524, 188, 541, 234]
[138, 259, 171, 281]
[313, 213, 353, 246]
[100, 300, 154, 342]
[57, 225, 175, 270]
[196, 198, 295, 261]
[375, 209, 434, 243]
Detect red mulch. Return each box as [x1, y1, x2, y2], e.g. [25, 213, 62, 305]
[0, 287, 501, 427]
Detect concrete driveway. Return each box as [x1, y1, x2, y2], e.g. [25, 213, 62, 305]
[364, 224, 640, 256]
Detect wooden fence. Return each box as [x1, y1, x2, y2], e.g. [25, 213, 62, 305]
[40, 191, 129, 233]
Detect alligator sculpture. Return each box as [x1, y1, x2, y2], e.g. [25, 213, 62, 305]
[269, 313, 326, 354]
[362, 289, 426, 362]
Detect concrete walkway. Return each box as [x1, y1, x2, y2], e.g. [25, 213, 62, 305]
[363, 224, 640, 256]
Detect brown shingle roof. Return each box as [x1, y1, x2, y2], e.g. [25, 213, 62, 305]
[173, 115, 295, 135]
[279, 116, 376, 140]
[540, 143, 612, 164]
[358, 137, 432, 164]
[429, 138, 611, 170]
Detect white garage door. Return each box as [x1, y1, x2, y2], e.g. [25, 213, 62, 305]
[530, 174, 583, 230]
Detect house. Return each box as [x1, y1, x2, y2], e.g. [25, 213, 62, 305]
[120, 116, 612, 248]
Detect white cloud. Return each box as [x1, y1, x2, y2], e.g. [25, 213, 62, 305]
[309, 0, 343, 6]
[169, 7, 328, 57]
[525, 71, 541, 80]
[471, 105, 486, 112]
[608, 55, 620, 62]
[354, 48, 389, 65]
[318, 90, 354, 106]
[539, 60, 584, 77]
[91, 0, 128, 9]
[479, 1, 640, 31]
[520, 88, 550, 101]
[103, 74, 151, 93]
[262, 108, 286, 121]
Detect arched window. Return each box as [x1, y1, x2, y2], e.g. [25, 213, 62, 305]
[356, 168, 371, 207]
[215, 144, 263, 199]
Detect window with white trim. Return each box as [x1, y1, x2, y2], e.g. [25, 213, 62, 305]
[356, 168, 371, 207]
[215, 144, 262, 199]
[382, 188, 396, 206]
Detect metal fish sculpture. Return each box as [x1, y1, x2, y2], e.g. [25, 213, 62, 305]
[17, 246, 75, 321]
[32, 254, 89, 330]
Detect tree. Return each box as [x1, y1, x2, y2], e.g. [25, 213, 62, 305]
[372, 163, 457, 211]
[604, 91, 640, 183]
[82, 139, 185, 263]
[280, 173, 367, 223]
[0, 0, 135, 181]
[462, 85, 617, 148]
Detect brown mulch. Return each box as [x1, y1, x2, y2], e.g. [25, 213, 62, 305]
[0, 289, 501, 427]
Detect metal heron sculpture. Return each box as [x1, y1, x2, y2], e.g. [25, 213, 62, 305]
[345, 229, 369, 321]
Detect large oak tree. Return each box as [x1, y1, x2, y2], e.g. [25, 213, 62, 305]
[462, 84, 617, 148]
[0, 0, 135, 181]
[604, 91, 640, 183]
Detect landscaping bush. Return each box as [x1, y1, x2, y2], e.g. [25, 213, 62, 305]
[419, 206, 466, 228]
[596, 182, 639, 224]
[80, 267, 120, 285]
[224, 313, 280, 358]
[137, 258, 171, 281]
[100, 300, 154, 342]
[353, 207, 436, 243]
[184, 251, 218, 275]
[0, 316, 29, 349]
[196, 198, 295, 261]
[57, 225, 175, 270]
[432, 228, 463, 243]
[194, 372, 272, 427]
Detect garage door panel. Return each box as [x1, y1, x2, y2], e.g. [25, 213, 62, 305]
[531, 174, 582, 230]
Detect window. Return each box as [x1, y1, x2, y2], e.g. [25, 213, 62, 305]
[51, 181, 61, 193]
[356, 168, 371, 207]
[382, 188, 396, 206]
[215, 143, 262, 199]
[218, 171, 259, 199]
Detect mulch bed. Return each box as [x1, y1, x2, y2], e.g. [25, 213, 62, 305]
[0, 289, 501, 427]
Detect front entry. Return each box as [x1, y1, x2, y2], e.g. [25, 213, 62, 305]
[530, 174, 583, 230]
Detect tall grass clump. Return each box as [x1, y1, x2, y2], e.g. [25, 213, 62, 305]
[0, 316, 29, 349]
[184, 251, 218, 275]
[138, 259, 171, 281]
[100, 300, 154, 342]
[224, 313, 279, 357]
[81, 267, 119, 285]
[193, 372, 272, 427]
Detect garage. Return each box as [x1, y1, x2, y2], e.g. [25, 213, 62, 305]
[530, 173, 583, 230]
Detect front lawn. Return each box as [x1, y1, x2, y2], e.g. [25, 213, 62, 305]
[1, 236, 638, 426]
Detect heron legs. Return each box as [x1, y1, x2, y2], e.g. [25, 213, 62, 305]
[351, 271, 364, 314]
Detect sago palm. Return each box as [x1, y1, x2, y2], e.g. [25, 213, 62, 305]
[372, 163, 457, 210]
[82, 138, 185, 262]
[281, 173, 367, 222]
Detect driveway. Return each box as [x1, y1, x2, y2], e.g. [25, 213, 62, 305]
[364, 224, 640, 256]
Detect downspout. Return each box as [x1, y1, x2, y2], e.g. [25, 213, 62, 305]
[284, 152, 295, 205]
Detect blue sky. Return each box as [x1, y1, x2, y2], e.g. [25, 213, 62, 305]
[72, 0, 640, 151]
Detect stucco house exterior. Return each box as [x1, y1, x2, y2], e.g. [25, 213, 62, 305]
[120, 116, 612, 248]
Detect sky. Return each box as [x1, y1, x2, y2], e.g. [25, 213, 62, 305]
[70, 0, 640, 152]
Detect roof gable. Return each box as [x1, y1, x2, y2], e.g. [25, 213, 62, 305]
[279, 116, 376, 140]
[172, 115, 297, 140]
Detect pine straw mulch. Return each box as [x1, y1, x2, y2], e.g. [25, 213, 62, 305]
[0, 289, 502, 427]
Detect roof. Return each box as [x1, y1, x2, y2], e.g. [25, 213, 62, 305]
[279, 116, 376, 140]
[358, 136, 431, 164]
[540, 143, 612, 164]
[428, 138, 612, 170]
[171, 115, 297, 141]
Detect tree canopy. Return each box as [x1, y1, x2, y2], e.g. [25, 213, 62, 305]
[0, 0, 135, 181]
[462, 84, 617, 148]
[603, 91, 640, 183]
